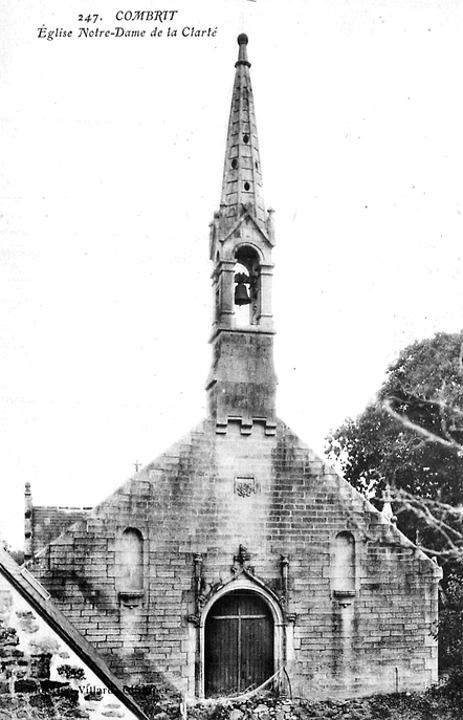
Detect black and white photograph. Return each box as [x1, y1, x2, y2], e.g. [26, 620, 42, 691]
[1, 1, 462, 717]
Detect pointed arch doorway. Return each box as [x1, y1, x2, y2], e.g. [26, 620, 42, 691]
[204, 590, 274, 697]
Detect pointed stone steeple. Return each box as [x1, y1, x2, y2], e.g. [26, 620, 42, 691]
[220, 33, 267, 234]
[207, 35, 277, 435]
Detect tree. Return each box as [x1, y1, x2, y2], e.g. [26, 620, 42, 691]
[433, 573, 463, 694]
[381, 331, 463, 452]
[1, 538, 24, 565]
[326, 332, 463, 563]
[327, 331, 463, 689]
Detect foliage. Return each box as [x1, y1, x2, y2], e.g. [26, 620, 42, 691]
[325, 332, 463, 558]
[125, 683, 172, 718]
[368, 686, 462, 719]
[0, 539, 24, 566]
[381, 332, 463, 450]
[434, 573, 463, 690]
[57, 663, 86, 681]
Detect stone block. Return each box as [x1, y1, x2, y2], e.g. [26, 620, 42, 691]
[14, 679, 38, 693]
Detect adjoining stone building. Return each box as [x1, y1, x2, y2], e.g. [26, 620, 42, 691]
[29, 35, 441, 701]
[24, 482, 92, 563]
[0, 545, 149, 719]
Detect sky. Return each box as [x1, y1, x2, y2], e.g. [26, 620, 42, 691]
[1, 0, 462, 550]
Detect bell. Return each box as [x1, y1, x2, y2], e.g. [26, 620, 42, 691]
[234, 281, 251, 306]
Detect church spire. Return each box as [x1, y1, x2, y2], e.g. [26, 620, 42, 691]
[220, 33, 267, 234]
[207, 36, 277, 435]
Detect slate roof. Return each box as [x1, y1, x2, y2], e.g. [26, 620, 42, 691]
[31, 505, 92, 554]
[0, 545, 150, 720]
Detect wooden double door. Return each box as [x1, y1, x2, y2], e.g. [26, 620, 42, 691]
[204, 590, 274, 697]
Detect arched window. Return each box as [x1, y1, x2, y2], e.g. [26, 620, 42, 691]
[332, 531, 356, 596]
[116, 528, 144, 604]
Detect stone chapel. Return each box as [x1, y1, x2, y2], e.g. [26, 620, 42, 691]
[28, 34, 441, 701]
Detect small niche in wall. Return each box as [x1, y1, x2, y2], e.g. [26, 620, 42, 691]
[116, 527, 144, 607]
[332, 531, 356, 602]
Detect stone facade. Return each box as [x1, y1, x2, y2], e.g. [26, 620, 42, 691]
[31, 418, 441, 700]
[29, 34, 441, 703]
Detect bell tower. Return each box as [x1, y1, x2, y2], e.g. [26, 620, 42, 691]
[207, 34, 277, 435]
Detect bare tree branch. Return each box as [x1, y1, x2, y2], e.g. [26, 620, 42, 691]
[388, 488, 463, 562]
[383, 397, 463, 452]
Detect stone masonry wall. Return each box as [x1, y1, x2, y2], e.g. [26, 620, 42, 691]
[32, 418, 441, 700]
[0, 572, 139, 719]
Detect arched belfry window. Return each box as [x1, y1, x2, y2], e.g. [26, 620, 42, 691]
[332, 531, 356, 598]
[117, 527, 144, 606]
[233, 245, 261, 327]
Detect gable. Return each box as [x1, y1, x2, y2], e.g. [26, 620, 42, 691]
[36, 416, 440, 580]
[29, 416, 441, 698]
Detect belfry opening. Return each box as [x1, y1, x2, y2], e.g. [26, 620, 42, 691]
[234, 244, 261, 326]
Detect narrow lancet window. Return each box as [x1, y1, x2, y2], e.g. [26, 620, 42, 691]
[117, 528, 144, 598]
[332, 531, 356, 596]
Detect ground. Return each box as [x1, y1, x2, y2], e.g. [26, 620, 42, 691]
[126, 686, 463, 720]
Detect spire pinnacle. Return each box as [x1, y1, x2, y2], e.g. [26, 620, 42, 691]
[219, 34, 267, 233]
[236, 33, 251, 67]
